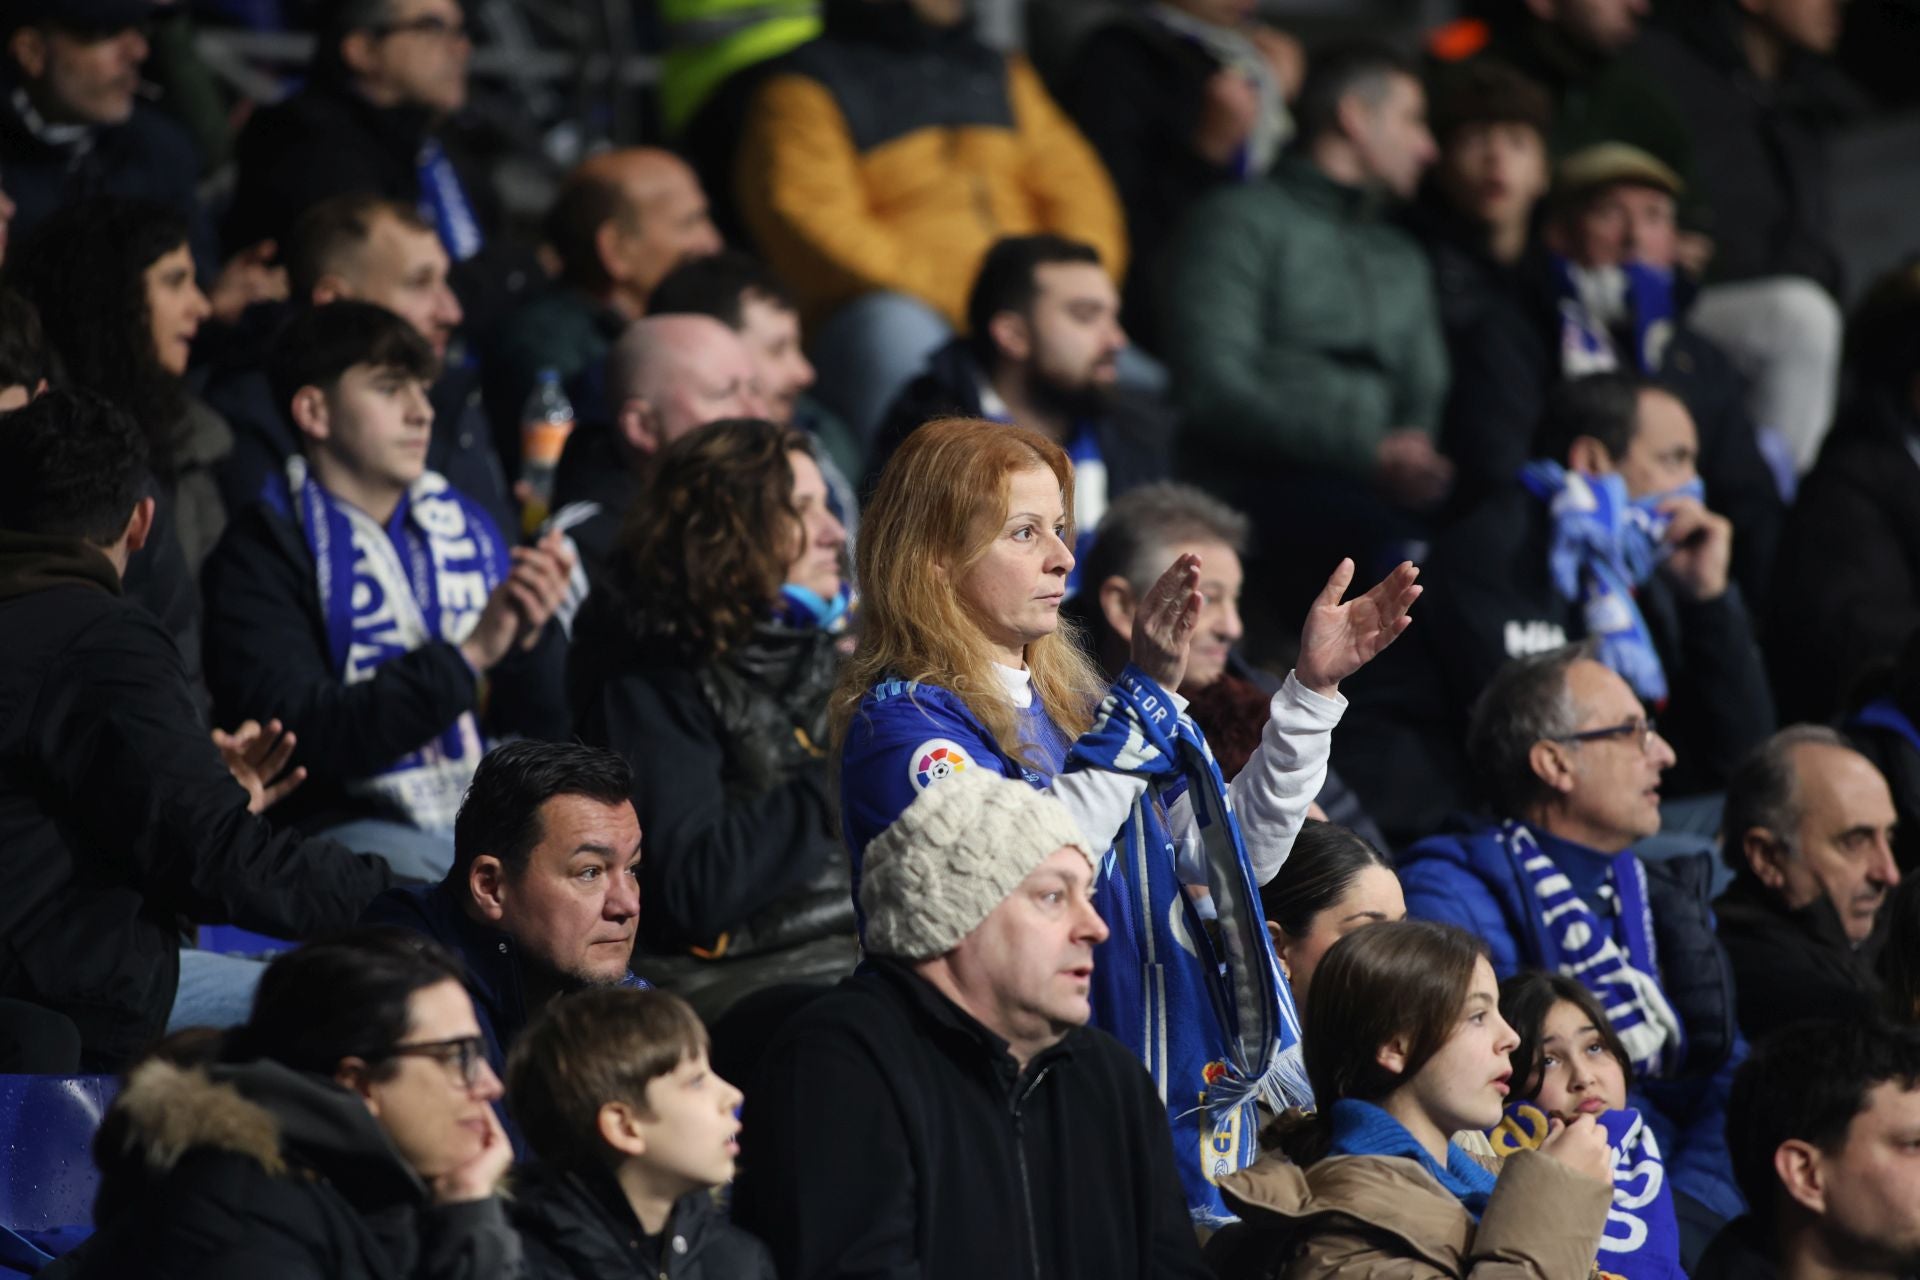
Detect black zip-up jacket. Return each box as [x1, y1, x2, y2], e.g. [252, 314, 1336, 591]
[0, 534, 393, 1067]
[200, 497, 570, 834]
[1335, 484, 1776, 846]
[730, 959, 1210, 1280]
[511, 1165, 773, 1280]
[1715, 874, 1884, 1043]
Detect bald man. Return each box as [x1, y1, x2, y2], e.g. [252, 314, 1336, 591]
[486, 148, 724, 459]
[548, 314, 766, 589]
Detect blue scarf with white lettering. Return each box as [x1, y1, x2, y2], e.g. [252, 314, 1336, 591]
[1553, 257, 1678, 377]
[1066, 665, 1306, 1227]
[1502, 822, 1683, 1079]
[1491, 1101, 1684, 1280]
[1518, 462, 1704, 704]
[275, 457, 509, 830]
[418, 137, 484, 263]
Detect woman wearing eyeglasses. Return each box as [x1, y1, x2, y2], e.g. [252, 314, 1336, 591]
[1395, 642, 1747, 1266]
[54, 929, 521, 1280]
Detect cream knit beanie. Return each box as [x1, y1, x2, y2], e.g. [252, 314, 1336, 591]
[860, 769, 1096, 960]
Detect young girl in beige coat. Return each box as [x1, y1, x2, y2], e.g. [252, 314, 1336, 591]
[1207, 921, 1615, 1278]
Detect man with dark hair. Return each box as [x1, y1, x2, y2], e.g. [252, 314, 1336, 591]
[202, 302, 573, 880]
[209, 194, 513, 537]
[362, 739, 647, 1106]
[1162, 39, 1447, 620]
[1695, 1017, 1920, 1280]
[868, 233, 1170, 579]
[0, 389, 395, 1068]
[1715, 726, 1901, 1042]
[1398, 642, 1747, 1249]
[1338, 371, 1773, 846]
[486, 148, 723, 441]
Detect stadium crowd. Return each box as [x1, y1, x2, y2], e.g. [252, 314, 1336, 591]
[3, 0, 1920, 1276]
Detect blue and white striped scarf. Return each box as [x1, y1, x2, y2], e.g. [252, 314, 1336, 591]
[1067, 665, 1306, 1227]
[1503, 822, 1683, 1079]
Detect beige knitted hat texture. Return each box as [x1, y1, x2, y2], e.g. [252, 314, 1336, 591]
[860, 769, 1096, 960]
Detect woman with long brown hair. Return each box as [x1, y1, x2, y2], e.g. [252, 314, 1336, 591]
[833, 415, 1420, 1225]
[569, 418, 857, 1021]
[1208, 923, 1615, 1278]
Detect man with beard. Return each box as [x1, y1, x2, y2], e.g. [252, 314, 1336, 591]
[868, 234, 1170, 589]
[362, 740, 647, 1149]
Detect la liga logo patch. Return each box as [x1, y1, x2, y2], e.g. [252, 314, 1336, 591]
[909, 739, 972, 791]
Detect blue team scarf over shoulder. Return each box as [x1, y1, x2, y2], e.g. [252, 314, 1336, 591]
[1064, 664, 1305, 1227]
[773, 581, 852, 632]
[1328, 1098, 1498, 1218]
[271, 457, 509, 829]
[1489, 1101, 1684, 1280]
[1518, 461, 1704, 704]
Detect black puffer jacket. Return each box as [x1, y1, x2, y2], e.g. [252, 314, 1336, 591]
[49, 1058, 523, 1280]
[0, 534, 393, 1067]
[510, 1165, 773, 1280]
[568, 597, 857, 1021]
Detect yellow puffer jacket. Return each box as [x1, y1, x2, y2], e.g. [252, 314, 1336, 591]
[735, 23, 1126, 328]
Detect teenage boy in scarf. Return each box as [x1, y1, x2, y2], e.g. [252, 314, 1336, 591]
[202, 301, 573, 881]
[1399, 643, 1750, 1265]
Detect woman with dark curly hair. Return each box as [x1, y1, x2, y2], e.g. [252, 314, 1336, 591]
[568, 417, 856, 1022]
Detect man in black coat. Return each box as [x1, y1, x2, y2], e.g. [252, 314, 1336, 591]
[1337, 373, 1775, 846]
[201, 303, 572, 879]
[0, 390, 394, 1069]
[732, 771, 1210, 1280]
[868, 233, 1171, 587]
[1715, 726, 1901, 1044]
[1768, 261, 1920, 724]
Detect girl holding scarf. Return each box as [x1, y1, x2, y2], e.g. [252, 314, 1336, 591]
[1208, 922, 1615, 1279]
[1492, 971, 1687, 1280]
[570, 419, 859, 1020]
[831, 416, 1420, 1225]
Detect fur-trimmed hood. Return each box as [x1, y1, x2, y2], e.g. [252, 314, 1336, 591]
[92, 1057, 427, 1228]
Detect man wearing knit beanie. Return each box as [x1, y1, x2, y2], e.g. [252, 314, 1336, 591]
[733, 771, 1210, 1280]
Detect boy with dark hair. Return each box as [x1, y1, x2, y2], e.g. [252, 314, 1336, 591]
[0, 389, 394, 1067]
[1696, 1017, 1920, 1279]
[202, 302, 575, 880]
[506, 987, 774, 1279]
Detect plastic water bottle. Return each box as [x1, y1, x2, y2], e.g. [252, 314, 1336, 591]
[519, 369, 574, 537]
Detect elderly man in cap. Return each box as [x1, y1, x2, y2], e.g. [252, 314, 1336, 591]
[732, 770, 1210, 1280]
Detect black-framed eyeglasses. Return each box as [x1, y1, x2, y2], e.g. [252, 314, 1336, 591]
[372, 15, 468, 41]
[380, 1035, 488, 1088]
[1552, 716, 1660, 753]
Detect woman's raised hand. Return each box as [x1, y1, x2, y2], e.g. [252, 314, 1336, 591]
[1129, 553, 1204, 693]
[1294, 559, 1421, 698]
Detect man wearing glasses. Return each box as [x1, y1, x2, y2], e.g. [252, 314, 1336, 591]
[226, 0, 494, 305]
[1398, 641, 1749, 1265]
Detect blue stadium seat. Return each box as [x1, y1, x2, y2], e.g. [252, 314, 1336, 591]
[0, 1075, 116, 1273]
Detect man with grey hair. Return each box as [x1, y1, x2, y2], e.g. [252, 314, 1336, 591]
[1399, 642, 1747, 1241]
[1074, 481, 1384, 845]
[732, 769, 1208, 1280]
[547, 314, 765, 590]
[1715, 726, 1901, 1043]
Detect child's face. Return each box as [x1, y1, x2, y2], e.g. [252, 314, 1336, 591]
[636, 1050, 744, 1194]
[1530, 998, 1629, 1121]
[321, 363, 433, 493]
